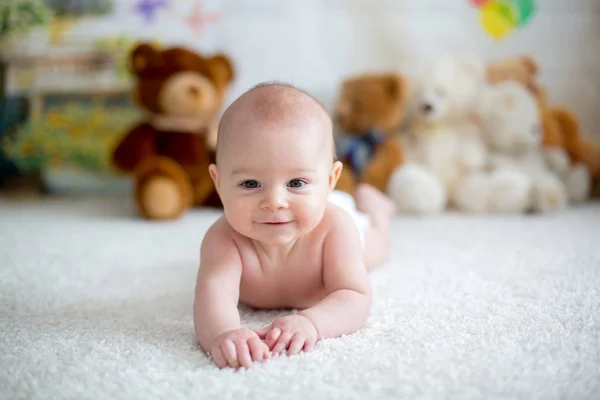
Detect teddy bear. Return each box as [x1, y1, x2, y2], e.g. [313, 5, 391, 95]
[111, 42, 234, 220]
[485, 55, 600, 192]
[486, 55, 539, 92]
[333, 72, 407, 194]
[461, 81, 589, 213]
[386, 54, 491, 214]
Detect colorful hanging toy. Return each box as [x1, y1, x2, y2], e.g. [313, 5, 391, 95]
[469, 0, 536, 40]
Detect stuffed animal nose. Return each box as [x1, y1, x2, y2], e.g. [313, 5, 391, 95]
[188, 85, 201, 98]
[422, 103, 433, 113]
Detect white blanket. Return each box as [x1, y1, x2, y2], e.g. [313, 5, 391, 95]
[1, 196, 599, 399]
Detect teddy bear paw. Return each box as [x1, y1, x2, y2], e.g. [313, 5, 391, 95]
[451, 172, 490, 213]
[531, 175, 568, 213]
[387, 164, 447, 214]
[487, 168, 531, 213]
[138, 176, 188, 220]
[564, 164, 591, 203]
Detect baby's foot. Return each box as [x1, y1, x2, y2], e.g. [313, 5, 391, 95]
[355, 183, 396, 217]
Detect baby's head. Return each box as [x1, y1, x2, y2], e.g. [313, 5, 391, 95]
[209, 82, 343, 246]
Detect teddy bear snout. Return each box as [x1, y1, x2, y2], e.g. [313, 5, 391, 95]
[188, 85, 201, 99]
[422, 103, 434, 114]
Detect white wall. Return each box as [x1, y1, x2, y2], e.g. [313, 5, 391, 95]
[16, 0, 600, 139]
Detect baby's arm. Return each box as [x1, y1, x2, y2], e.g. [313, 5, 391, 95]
[193, 220, 269, 368]
[299, 209, 373, 340]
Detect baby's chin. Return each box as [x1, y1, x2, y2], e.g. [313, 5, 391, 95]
[234, 222, 311, 247]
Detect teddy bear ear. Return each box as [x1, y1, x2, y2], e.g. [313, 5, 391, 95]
[520, 55, 539, 75]
[383, 73, 406, 101]
[208, 54, 234, 87]
[130, 43, 159, 75]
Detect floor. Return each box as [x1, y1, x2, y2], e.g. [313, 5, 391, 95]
[1, 196, 599, 400]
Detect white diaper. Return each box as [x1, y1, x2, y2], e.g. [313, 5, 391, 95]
[328, 190, 370, 248]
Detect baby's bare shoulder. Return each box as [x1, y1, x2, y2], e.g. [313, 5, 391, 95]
[321, 202, 358, 235]
[200, 216, 243, 273]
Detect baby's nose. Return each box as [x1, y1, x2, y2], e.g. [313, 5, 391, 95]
[260, 188, 288, 211]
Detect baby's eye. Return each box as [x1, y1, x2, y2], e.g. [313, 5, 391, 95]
[241, 180, 260, 189]
[288, 179, 306, 188]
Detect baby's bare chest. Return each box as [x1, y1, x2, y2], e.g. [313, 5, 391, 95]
[238, 249, 326, 310]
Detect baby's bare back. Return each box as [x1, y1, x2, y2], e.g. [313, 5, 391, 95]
[232, 224, 329, 310]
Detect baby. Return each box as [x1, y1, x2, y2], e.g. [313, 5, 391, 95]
[193, 82, 395, 369]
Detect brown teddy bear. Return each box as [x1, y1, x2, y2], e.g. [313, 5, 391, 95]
[333, 72, 407, 194]
[485, 55, 600, 185]
[111, 42, 234, 220]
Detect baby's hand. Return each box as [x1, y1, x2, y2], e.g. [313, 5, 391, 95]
[255, 314, 319, 356]
[209, 328, 270, 369]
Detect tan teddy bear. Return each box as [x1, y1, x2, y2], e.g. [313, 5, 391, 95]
[333, 72, 407, 194]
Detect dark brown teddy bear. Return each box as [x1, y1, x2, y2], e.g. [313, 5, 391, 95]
[112, 43, 234, 220]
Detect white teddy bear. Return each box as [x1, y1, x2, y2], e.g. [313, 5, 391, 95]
[387, 54, 489, 214]
[454, 81, 589, 213]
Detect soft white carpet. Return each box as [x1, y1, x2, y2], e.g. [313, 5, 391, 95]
[1, 196, 599, 400]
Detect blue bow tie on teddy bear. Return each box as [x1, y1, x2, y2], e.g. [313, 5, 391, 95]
[335, 128, 385, 176]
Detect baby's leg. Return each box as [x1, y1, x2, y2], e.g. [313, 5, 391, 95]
[354, 183, 396, 269]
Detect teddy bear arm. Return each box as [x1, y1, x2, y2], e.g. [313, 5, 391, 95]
[112, 123, 159, 172]
[458, 135, 488, 171]
[542, 147, 570, 176]
[361, 138, 404, 192]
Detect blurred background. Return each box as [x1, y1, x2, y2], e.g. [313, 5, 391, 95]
[1, 0, 599, 197]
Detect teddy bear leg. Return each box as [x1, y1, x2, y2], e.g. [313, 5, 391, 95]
[530, 174, 568, 213]
[450, 172, 491, 213]
[387, 163, 446, 214]
[134, 156, 193, 220]
[487, 168, 532, 213]
[564, 164, 591, 204]
[361, 139, 404, 193]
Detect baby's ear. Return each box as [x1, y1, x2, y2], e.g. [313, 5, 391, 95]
[329, 161, 343, 190]
[208, 164, 220, 194]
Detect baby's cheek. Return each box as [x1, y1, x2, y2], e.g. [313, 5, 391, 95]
[295, 195, 327, 228]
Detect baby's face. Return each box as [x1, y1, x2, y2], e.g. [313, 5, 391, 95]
[210, 117, 341, 247]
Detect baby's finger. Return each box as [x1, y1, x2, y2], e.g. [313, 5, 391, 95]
[235, 339, 252, 369]
[272, 331, 294, 355]
[248, 337, 269, 362]
[254, 326, 271, 339]
[210, 347, 228, 369]
[265, 327, 281, 350]
[222, 340, 239, 368]
[287, 333, 306, 356]
[303, 339, 316, 353]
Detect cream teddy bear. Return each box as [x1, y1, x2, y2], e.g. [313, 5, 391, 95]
[454, 81, 588, 213]
[387, 54, 489, 214]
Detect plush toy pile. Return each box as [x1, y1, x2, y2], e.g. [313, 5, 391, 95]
[331, 53, 600, 215]
[112, 42, 599, 220]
